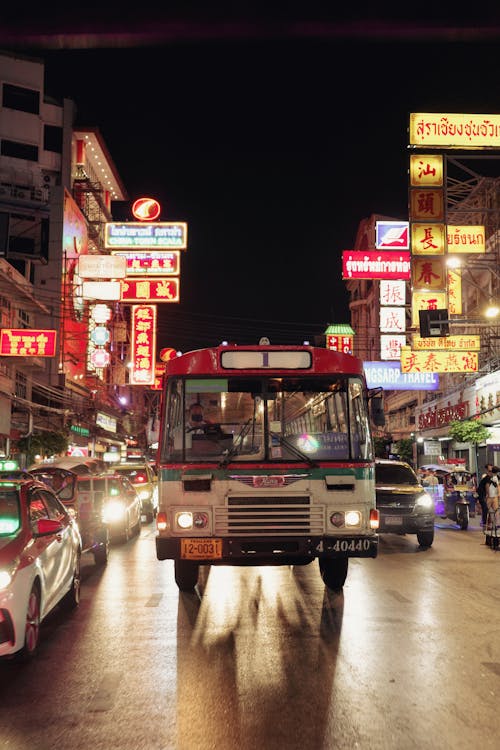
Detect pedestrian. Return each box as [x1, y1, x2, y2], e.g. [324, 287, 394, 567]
[477, 464, 493, 526]
[487, 467, 500, 512]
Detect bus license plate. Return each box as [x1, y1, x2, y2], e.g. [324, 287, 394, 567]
[180, 538, 223, 560]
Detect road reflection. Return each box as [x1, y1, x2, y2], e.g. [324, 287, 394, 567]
[175, 564, 345, 750]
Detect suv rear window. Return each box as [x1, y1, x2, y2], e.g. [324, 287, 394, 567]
[375, 463, 419, 486]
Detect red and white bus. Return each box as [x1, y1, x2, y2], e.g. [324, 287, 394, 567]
[155, 339, 384, 592]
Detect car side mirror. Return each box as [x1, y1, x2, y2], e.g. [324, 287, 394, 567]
[33, 518, 64, 537]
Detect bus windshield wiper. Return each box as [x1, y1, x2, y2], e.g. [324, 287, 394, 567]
[270, 432, 318, 467]
[219, 418, 253, 467]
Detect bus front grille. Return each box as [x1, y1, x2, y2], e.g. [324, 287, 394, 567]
[214, 496, 324, 535]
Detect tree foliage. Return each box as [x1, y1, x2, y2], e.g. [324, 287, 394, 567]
[448, 420, 491, 445]
[373, 434, 392, 458]
[394, 438, 414, 464]
[16, 431, 69, 464]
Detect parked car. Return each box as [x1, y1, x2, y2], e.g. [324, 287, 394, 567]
[113, 462, 158, 522]
[93, 473, 142, 542]
[375, 458, 435, 547]
[30, 464, 110, 565]
[0, 477, 82, 660]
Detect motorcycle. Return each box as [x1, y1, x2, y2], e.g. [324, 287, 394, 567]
[441, 469, 476, 530]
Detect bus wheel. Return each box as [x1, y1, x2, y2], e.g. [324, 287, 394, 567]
[319, 557, 348, 592]
[174, 560, 199, 592]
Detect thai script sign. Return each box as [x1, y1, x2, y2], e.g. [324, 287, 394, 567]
[0, 329, 56, 356]
[120, 277, 180, 303]
[110, 250, 180, 275]
[364, 361, 439, 391]
[410, 113, 500, 148]
[130, 305, 157, 386]
[446, 225, 485, 253]
[342, 251, 411, 280]
[417, 402, 468, 430]
[412, 334, 480, 351]
[105, 222, 187, 249]
[400, 346, 478, 373]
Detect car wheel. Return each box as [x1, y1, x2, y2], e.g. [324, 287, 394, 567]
[318, 557, 348, 592]
[132, 515, 141, 536]
[457, 507, 469, 530]
[93, 532, 109, 565]
[17, 583, 41, 660]
[174, 560, 199, 592]
[417, 530, 434, 547]
[61, 553, 81, 610]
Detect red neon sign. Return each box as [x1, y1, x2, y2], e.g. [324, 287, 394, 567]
[0, 329, 57, 356]
[130, 305, 157, 385]
[120, 277, 180, 303]
[132, 198, 161, 222]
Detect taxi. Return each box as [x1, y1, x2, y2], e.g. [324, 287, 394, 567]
[113, 461, 158, 522]
[0, 474, 82, 659]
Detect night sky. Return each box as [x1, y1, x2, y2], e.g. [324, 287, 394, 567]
[4, 9, 500, 353]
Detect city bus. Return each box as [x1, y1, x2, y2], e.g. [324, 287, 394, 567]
[155, 338, 384, 593]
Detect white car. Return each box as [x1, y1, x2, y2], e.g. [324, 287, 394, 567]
[0, 477, 82, 660]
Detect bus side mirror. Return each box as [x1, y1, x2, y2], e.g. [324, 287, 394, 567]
[371, 395, 385, 427]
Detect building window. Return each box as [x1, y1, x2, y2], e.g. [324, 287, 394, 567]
[0, 139, 38, 162]
[44, 125, 63, 153]
[15, 371, 27, 400]
[2, 83, 40, 115]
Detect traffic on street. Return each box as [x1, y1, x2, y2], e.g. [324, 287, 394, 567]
[1, 515, 499, 750]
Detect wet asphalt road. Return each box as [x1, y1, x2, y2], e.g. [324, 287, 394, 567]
[1, 516, 499, 750]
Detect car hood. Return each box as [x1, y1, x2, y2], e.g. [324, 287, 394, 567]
[376, 484, 423, 493]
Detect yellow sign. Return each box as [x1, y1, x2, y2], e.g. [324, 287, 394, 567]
[410, 113, 500, 148]
[447, 225, 485, 253]
[409, 189, 444, 221]
[401, 346, 479, 373]
[409, 154, 443, 186]
[411, 223, 446, 255]
[412, 257, 446, 290]
[411, 292, 447, 327]
[447, 268, 462, 315]
[412, 334, 481, 351]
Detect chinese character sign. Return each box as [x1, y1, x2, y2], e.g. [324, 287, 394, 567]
[379, 307, 406, 333]
[409, 154, 443, 186]
[121, 277, 180, 303]
[326, 335, 353, 354]
[380, 335, 407, 361]
[130, 305, 157, 385]
[447, 268, 462, 315]
[400, 346, 478, 373]
[411, 291, 447, 327]
[411, 223, 446, 255]
[412, 257, 446, 291]
[380, 280, 406, 306]
[409, 189, 444, 221]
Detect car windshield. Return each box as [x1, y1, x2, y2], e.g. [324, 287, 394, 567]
[0, 488, 21, 535]
[376, 463, 419, 486]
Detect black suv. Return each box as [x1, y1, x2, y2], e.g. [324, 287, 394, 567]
[375, 459, 435, 547]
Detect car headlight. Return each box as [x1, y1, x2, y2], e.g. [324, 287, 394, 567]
[102, 500, 127, 523]
[0, 560, 18, 591]
[415, 492, 434, 511]
[137, 489, 152, 501]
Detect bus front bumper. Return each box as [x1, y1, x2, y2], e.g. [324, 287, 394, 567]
[156, 534, 378, 563]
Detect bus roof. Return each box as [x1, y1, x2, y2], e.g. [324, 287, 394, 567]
[164, 344, 365, 377]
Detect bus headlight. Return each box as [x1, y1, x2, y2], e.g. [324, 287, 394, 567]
[176, 511, 193, 530]
[345, 510, 361, 527]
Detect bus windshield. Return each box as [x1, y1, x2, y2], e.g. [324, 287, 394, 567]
[161, 374, 372, 463]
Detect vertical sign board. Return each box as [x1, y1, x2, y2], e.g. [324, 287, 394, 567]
[130, 305, 157, 385]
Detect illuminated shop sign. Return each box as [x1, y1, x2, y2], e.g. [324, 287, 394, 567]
[375, 221, 409, 249]
[410, 113, 500, 148]
[380, 280, 406, 306]
[326, 335, 353, 354]
[82, 281, 121, 300]
[342, 251, 411, 280]
[105, 222, 187, 249]
[380, 335, 407, 361]
[132, 197, 161, 221]
[130, 305, 157, 385]
[409, 154, 443, 186]
[364, 361, 439, 391]
[120, 277, 180, 303]
[412, 334, 480, 351]
[0, 329, 56, 356]
[78, 255, 126, 278]
[110, 250, 180, 275]
[447, 225, 485, 253]
[400, 346, 479, 373]
[96, 412, 117, 432]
